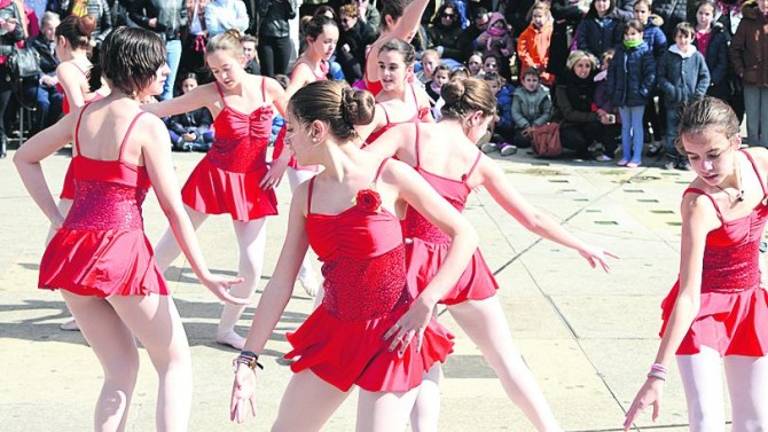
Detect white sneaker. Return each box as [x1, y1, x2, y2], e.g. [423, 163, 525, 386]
[480, 143, 498, 154]
[500, 144, 518, 156]
[60, 318, 80, 331]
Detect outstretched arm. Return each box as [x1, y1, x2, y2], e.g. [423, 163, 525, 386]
[365, 0, 430, 81]
[479, 157, 616, 270]
[144, 82, 213, 118]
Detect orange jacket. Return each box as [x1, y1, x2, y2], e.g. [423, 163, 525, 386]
[517, 21, 554, 85]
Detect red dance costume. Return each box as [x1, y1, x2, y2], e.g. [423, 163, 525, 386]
[285, 160, 454, 392]
[402, 124, 498, 305]
[364, 84, 431, 146]
[181, 79, 278, 221]
[660, 150, 768, 356]
[59, 64, 103, 201]
[39, 108, 167, 297]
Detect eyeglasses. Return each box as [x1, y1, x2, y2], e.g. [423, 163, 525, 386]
[441, 13, 455, 18]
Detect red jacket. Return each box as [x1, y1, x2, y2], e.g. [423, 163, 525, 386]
[517, 21, 554, 85]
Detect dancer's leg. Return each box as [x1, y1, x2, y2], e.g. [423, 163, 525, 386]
[448, 297, 561, 432]
[676, 346, 726, 431]
[108, 294, 192, 432]
[154, 205, 208, 271]
[287, 167, 321, 297]
[724, 354, 768, 431]
[51, 199, 82, 331]
[271, 370, 350, 432]
[356, 385, 421, 432]
[60, 291, 139, 432]
[409, 364, 442, 432]
[217, 217, 268, 349]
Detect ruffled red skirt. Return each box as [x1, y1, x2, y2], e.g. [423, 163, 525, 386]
[660, 281, 768, 356]
[181, 156, 278, 221]
[60, 161, 75, 200]
[406, 238, 498, 305]
[285, 302, 454, 392]
[39, 228, 168, 297]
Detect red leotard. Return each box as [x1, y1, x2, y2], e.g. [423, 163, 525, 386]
[39, 107, 167, 297]
[285, 159, 454, 392]
[402, 124, 498, 305]
[660, 150, 768, 356]
[180, 79, 278, 221]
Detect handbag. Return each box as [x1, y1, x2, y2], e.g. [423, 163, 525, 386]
[530, 123, 562, 157]
[7, 45, 40, 81]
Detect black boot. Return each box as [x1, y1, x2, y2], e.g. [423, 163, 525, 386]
[0, 135, 7, 159]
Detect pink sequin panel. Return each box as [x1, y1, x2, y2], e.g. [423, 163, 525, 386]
[64, 179, 147, 230]
[701, 240, 761, 293]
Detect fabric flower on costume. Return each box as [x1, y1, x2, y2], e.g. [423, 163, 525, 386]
[354, 189, 382, 212]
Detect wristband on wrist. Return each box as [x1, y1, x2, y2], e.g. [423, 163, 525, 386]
[233, 350, 263, 371]
[647, 363, 667, 381]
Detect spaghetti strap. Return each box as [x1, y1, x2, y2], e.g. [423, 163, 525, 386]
[307, 177, 316, 214]
[118, 112, 148, 162]
[683, 187, 724, 221]
[462, 152, 482, 182]
[261, 77, 268, 104]
[214, 81, 227, 107]
[742, 150, 768, 197]
[373, 158, 389, 183]
[73, 104, 90, 156]
[380, 104, 391, 125]
[414, 123, 421, 168]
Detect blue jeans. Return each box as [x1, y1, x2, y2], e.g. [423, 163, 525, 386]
[744, 85, 768, 148]
[619, 105, 645, 164]
[161, 39, 182, 101]
[35, 86, 63, 132]
[664, 105, 683, 160]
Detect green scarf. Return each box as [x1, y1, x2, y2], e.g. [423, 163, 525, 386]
[624, 39, 643, 49]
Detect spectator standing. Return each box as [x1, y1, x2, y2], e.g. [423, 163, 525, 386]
[715, 0, 745, 122]
[634, 0, 667, 58]
[693, 0, 730, 102]
[30, 11, 63, 133]
[427, 1, 463, 60]
[576, 0, 625, 60]
[337, 2, 376, 83]
[517, 1, 554, 86]
[180, 0, 208, 79]
[651, 0, 689, 39]
[242, 34, 260, 75]
[730, 0, 768, 148]
[658, 22, 711, 169]
[124, 0, 187, 100]
[549, 0, 588, 80]
[0, 0, 24, 158]
[456, 7, 489, 62]
[634, 0, 667, 155]
[205, 0, 248, 36]
[511, 67, 552, 150]
[256, 0, 297, 77]
[607, 19, 656, 167]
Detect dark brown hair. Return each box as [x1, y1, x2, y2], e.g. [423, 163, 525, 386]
[381, 0, 408, 29]
[624, 18, 645, 34]
[675, 22, 695, 38]
[305, 15, 338, 41]
[100, 27, 166, 96]
[441, 77, 496, 119]
[55, 15, 96, 50]
[378, 38, 416, 65]
[289, 81, 375, 140]
[676, 97, 740, 153]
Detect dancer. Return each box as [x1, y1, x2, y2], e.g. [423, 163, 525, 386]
[13, 27, 245, 431]
[272, 14, 340, 297]
[366, 78, 616, 431]
[229, 80, 477, 431]
[145, 30, 290, 350]
[54, 14, 110, 331]
[623, 98, 768, 430]
[358, 39, 432, 146]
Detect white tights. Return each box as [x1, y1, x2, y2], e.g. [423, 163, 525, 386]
[153, 206, 267, 342]
[678, 346, 768, 431]
[410, 297, 561, 432]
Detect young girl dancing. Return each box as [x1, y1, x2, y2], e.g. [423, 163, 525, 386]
[623, 97, 768, 430]
[367, 78, 617, 431]
[14, 27, 245, 431]
[228, 80, 478, 431]
[144, 30, 290, 350]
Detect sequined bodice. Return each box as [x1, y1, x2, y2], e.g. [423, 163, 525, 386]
[403, 169, 471, 244]
[64, 156, 150, 231]
[206, 105, 273, 172]
[686, 151, 768, 294]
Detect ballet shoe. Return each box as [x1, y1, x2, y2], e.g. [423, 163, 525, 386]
[216, 330, 246, 350]
[60, 318, 80, 331]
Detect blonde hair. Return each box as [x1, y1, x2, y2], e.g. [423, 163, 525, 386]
[206, 30, 243, 57]
[566, 50, 598, 72]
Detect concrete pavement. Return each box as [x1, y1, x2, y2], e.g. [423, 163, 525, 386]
[0, 148, 723, 431]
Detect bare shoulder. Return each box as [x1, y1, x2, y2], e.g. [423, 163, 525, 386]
[679, 187, 720, 225]
[744, 146, 768, 171]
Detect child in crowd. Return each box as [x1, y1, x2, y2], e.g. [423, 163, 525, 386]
[634, 0, 667, 156]
[608, 19, 656, 167]
[466, 52, 484, 77]
[482, 54, 501, 77]
[475, 13, 516, 62]
[517, 1, 555, 86]
[592, 49, 621, 160]
[425, 64, 450, 105]
[417, 49, 441, 84]
[479, 72, 517, 156]
[577, 0, 624, 59]
[694, 0, 730, 102]
[511, 67, 552, 149]
[658, 22, 711, 170]
[166, 73, 214, 152]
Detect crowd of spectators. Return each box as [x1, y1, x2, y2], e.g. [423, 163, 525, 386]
[0, 0, 766, 166]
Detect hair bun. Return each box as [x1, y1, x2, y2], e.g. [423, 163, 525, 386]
[341, 87, 375, 126]
[441, 80, 466, 106]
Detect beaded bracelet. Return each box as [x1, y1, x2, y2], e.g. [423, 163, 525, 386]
[233, 350, 264, 371]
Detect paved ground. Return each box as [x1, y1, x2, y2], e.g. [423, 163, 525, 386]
[0, 147, 727, 431]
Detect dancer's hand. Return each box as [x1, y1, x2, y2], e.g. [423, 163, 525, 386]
[230, 363, 258, 423]
[578, 245, 618, 272]
[261, 154, 289, 190]
[383, 296, 435, 356]
[200, 273, 249, 305]
[623, 377, 664, 430]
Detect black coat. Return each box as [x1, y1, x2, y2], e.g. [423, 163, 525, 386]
[30, 34, 59, 75]
[694, 22, 729, 96]
[548, 0, 584, 79]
